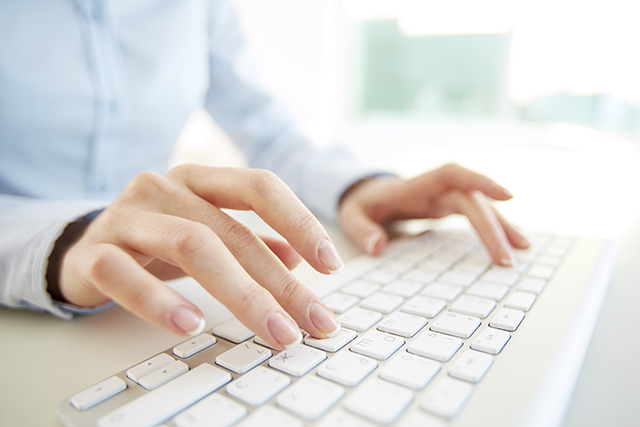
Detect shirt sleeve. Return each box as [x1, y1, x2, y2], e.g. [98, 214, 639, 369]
[203, 0, 382, 223]
[0, 194, 111, 319]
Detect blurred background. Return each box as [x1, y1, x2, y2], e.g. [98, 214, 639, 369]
[172, 0, 640, 239]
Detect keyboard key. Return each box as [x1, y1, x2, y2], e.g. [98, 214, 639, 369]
[471, 328, 511, 355]
[268, 344, 326, 376]
[420, 377, 472, 419]
[226, 367, 291, 406]
[139, 360, 188, 391]
[173, 334, 216, 359]
[481, 268, 520, 286]
[344, 378, 414, 425]
[363, 268, 401, 285]
[216, 342, 271, 374]
[97, 364, 231, 427]
[448, 350, 493, 383]
[489, 308, 525, 331]
[304, 328, 356, 352]
[377, 311, 427, 337]
[173, 393, 246, 427]
[350, 330, 405, 360]
[527, 264, 555, 280]
[420, 283, 463, 301]
[323, 293, 359, 313]
[397, 412, 447, 427]
[341, 280, 380, 298]
[360, 292, 404, 313]
[504, 291, 537, 311]
[379, 353, 440, 389]
[383, 279, 423, 297]
[401, 295, 446, 318]
[337, 307, 382, 332]
[407, 331, 463, 362]
[430, 311, 481, 339]
[70, 376, 127, 411]
[213, 318, 254, 343]
[316, 410, 377, 427]
[402, 268, 439, 285]
[450, 295, 496, 319]
[438, 270, 477, 287]
[466, 281, 510, 301]
[126, 353, 174, 383]
[235, 405, 303, 427]
[517, 277, 547, 294]
[276, 376, 344, 420]
[317, 351, 378, 386]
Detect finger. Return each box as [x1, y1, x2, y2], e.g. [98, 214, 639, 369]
[80, 243, 206, 336]
[491, 207, 531, 249]
[144, 259, 187, 281]
[338, 201, 389, 256]
[113, 211, 319, 349]
[414, 163, 513, 201]
[259, 234, 302, 270]
[170, 166, 344, 274]
[449, 190, 517, 266]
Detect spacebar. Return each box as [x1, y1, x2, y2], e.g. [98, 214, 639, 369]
[97, 363, 232, 427]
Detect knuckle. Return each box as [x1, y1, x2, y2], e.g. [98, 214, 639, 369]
[123, 171, 170, 200]
[221, 221, 262, 255]
[274, 274, 305, 307]
[86, 246, 116, 283]
[245, 169, 283, 195]
[169, 223, 212, 259]
[235, 284, 267, 314]
[292, 211, 318, 236]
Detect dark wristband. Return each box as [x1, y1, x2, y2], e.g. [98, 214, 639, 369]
[46, 210, 104, 303]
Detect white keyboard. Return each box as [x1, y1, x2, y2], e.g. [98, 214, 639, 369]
[57, 229, 617, 427]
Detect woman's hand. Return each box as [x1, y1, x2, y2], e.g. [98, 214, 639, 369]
[338, 164, 530, 265]
[58, 165, 342, 349]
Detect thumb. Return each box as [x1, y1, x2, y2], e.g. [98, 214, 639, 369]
[340, 205, 389, 256]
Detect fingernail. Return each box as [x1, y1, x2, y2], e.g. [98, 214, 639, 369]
[514, 228, 531, 248]
[498, 185, 514, 198]
[365, 232, 382, 254]
[495, 236, 517, 267]
[171, 306, 206, 336]
[268, 312, 303, 349]
[309, 302, 341, 338]
[317, 238, 344, 274]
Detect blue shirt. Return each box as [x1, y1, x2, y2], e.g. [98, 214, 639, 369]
[0, 0, 375, 317]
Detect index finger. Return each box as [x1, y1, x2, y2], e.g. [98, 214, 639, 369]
[169, 165, 344, 274]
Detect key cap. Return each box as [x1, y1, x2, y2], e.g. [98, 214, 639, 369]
[420, 283, 463, 301]
[173, 393, 246, 427]
[226, 367, 291, 406]
[337, 307, 382, 332]
[97, 363, 231, 427]
[377, 311, 427, 337]
[127, 353, 174, 383]
[316, 351, 377, 386]
[517, 277, 547, 294]
[438, 270, 477, 287]
[379, 353, 440, 390]
[316, 410, 377, 427]
[420, 377, 472, 419]
[268, 344, 326, 376]
[344, 378, 414, 425]
[481, 268, 520, 286]
[466, 281, 509, 301]
[397, 412, 447, 427]
[173, 334, 216, 359]
[139, 360, 188, 391]
[363, 268, 401, 285]
[407, 331, 463, 362]
[401, 268, 439, 285]
[304, 328, 356, 352]
[448, 349, 493, 383]
[276, 376, 344, 420]
[216, 342, 271, 374]
[430, 311, 481, 339]
[489, 308, 525, 331]
[450, 295, 496, 319]
[383, 279, 423, 297]
[323, 293, 359, 313]
[213, 318, 254, 343]
[235, 406, 303, 427]
[360, 292, 404, 313]
[350, 330, 405, 360]
[341, 280, 380, 298]
[401, 295, 446, 318]
[504, 291, 537, 311]
[527, 264, 554, 280]
[70, 376, 127, 411]
[471, 328, 510, 355]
